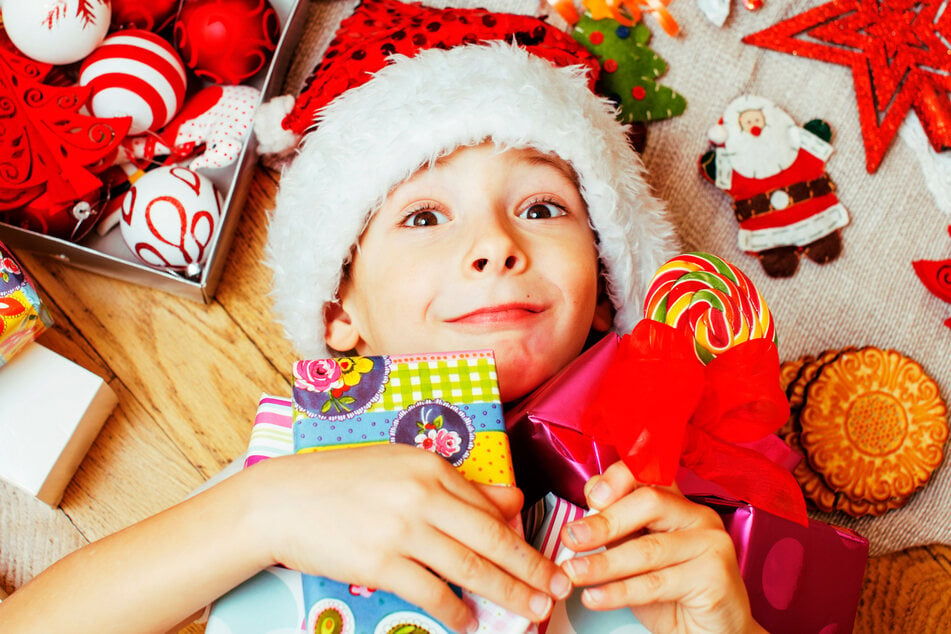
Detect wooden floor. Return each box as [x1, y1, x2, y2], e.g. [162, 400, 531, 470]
[2, 164, 950, 632]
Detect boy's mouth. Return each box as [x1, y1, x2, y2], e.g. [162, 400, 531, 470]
[447, 303, 545, 325]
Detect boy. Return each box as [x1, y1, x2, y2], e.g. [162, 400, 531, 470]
[0, 18, 762, 634]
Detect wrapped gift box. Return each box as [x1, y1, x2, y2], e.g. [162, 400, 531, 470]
[506, 331, 868, 633]
[0, 0, 309, 302]
[698, 495, 868, 634]
[209, 350, 534, 634]
[292, 351, 530, 634]
[0, 342, 116, 505]
[1, 240, 52, 366]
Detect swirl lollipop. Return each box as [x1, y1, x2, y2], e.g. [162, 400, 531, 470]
[644, 252, 775, 363]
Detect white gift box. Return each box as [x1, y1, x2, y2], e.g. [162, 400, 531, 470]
[0, 342, 117, 506]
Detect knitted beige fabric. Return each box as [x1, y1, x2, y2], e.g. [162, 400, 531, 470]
[643, 1, 951, 557]
[278, 0, 950, 557]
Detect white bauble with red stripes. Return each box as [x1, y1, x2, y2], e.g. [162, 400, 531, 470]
[1, 0, 111, 65]
[119, 166, 222, 272]
[79, 29, 188, 136]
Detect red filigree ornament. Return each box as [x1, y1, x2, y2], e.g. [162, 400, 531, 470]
[743, 0, 951, 173]
[0, 34, 132, 239]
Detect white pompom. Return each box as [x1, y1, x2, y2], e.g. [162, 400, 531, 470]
[707, 124, 728, 145]
[253, 95, 300, 156]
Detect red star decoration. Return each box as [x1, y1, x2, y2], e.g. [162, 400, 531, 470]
[743, 0, 951, 173]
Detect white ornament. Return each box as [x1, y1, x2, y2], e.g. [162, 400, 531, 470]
[697, 0, 730, 27]
[1, 0, 112, 65]
[121, 85, 262, 170]
[119, 166, 222, 271]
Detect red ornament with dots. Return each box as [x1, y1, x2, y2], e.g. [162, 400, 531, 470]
[173, 0, 281, 85]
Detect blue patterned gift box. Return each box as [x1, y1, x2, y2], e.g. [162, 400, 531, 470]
[292, 350, 532, 634]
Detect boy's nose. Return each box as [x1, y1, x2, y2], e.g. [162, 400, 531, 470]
[472, 255, 518, 272]
[467, 218, 527, 275]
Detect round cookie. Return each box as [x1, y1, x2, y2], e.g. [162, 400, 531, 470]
[799, 347, 948, 505]
[780, 356, 811, 394]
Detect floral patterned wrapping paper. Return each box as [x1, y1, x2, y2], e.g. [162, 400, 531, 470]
[291, 350, 533, 634]
[0, 241, 52, 366]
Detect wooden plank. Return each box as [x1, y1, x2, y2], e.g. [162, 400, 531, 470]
[16, 250, 290, 479]
[855, 544, 951, 633]
[215, 166, 298, 376]
[59, 378, 207, 542]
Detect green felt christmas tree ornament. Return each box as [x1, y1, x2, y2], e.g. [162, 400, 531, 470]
[572, 14, 686, 124]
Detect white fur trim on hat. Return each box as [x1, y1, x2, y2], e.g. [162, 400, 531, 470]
[266, 43, 679, 359]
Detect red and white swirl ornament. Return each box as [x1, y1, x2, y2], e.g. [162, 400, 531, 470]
[119, 166, 222, 272]
[79, 29, 188, 136]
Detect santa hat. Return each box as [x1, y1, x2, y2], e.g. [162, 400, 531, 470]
[263, 0, 678, 359]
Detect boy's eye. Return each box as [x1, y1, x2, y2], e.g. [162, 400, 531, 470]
[519, 201, 566, 220]
[402, 209, 449, 227]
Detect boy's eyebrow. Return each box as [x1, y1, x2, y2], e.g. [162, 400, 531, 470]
[523, 152, 580, 185]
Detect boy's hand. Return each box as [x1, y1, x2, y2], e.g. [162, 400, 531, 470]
[558, 460, 765, 634]
[250, 445, 571, 633]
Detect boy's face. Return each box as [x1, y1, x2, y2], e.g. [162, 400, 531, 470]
[326, 144, 608, 402]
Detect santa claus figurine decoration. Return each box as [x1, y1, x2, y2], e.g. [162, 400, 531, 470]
[700, 95, 850, 277]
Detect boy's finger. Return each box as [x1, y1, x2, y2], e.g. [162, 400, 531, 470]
[562, 486, 722, 551]
[584, 460, 680, 510]
[577, 543, 743, 612]
[562, 527, 728, 587]
[382, 559, 477, 633]
[422, 498, 572, 605]
[475, 484, 524, 522]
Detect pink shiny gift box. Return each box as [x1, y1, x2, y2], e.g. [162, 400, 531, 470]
[697, 495, 868, 634]
[506, 332, 869, 633]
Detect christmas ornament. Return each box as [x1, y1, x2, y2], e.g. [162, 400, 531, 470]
[572, 14, 686, 124]
[173, 0, 281, 85]
[697, 0, 764, 28]
[110, 0, 180, 32]
[1, 187, 109, 242]
[699, 95, 850, 278]
[119, 166, 222, 272]
[0, 0, 111, 65]
[550, 0, 680, 36]
[79, 29, 188, 136]
[912, 225, 951, 329]
[743, 0, 951, 173]
[120, 84, 261, 170]
[0, 34, 131, 235]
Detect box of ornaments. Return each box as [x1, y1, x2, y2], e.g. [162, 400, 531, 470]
[0, 0, 309, 302]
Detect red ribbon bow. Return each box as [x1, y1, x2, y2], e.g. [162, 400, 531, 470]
[581, 319, 808, 525]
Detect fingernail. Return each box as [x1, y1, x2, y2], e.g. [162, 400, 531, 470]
[589, 480, 612, 508]
[549, 570, 572, 599]
[562, 556, 588, 581]
[566, 520, 590, 545]
[466, 616, 480, 633]
[530, 592, 553, 619]
[582, 586, 604, 606]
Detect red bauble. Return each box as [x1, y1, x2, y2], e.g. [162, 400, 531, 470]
[110, 0, 180, 32]
[173, 0, 280, 85]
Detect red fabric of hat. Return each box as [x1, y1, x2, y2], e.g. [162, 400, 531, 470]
[281, 0, 600, 139]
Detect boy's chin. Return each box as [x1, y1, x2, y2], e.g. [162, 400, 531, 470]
[495, 354, 568, 404]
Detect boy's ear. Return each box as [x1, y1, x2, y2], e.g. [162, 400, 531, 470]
[324, 301, 361, 353]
